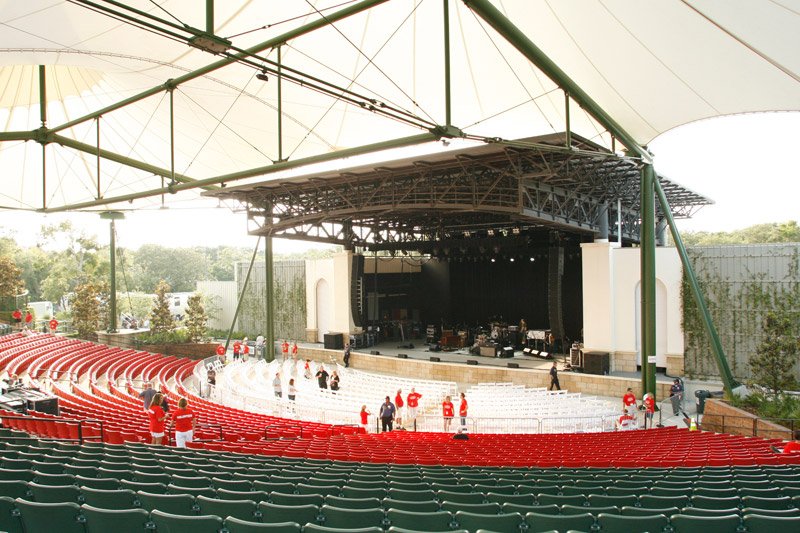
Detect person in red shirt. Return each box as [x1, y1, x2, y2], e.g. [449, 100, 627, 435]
[622, 387, 638, 412]
[359, 405, 371, 433]
[459, 392, 468, 426]
[147, 392, 168, 445]
[442, 395, 454, 432]
[11, 309, 21, 326]
[281, 340, 290, 361]
[406, 388, 422, 427]
[617, 407, 636, 431]
[172, 397, 195, 448]
[779, 431, 800, 454]
[232, 341, 241, 361]
[24, 311, 33, 328]
[643, 393, 655, 429]
[394, 389, 405, 429]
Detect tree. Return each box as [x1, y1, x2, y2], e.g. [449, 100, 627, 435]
[749, 310, 800, 396]
[0, 256, 24, 303]
[184, 292, 208, 343]
[681, 220, 800, 246]
[149, 279, 175, 334]
[37, 222, 107, 303]
[71, 281, 108, 339]
[131, 245, 208, 292]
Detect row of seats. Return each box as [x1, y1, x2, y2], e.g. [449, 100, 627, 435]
[1, 495, 798, 533]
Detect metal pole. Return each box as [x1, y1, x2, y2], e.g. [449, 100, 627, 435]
[617, 198, 622, 245]
[225, 237, 262, 351]
[641, 164, 657, 398]
[653, 178, 739, 395]
[564, 92, 571, 148]
[277, 46, 283, 162]
[206, 0, 214, 33]
[443, 0, 452, 127]
[96, 118, 101, 199]
[39, 65, 47, 210]
[43, 132, 438, 212]
[51, 0, 390, 134]
[169, 89, 175, 187]
[264, 234, 275, 362]
[597, 202, 608, 241]
[462, 0, 650, 162]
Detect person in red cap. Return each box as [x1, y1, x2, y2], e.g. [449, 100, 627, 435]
[406, 388, 422, 428]
[394, 389, 405, 429]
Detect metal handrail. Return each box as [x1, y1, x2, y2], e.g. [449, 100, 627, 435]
[701, 413, 800, 438]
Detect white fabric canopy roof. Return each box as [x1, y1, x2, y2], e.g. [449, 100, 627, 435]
[0, 0, 798, 211]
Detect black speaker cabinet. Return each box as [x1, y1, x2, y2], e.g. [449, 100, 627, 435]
[583, 351, 610, 375]
[26, 397, 59, 416]
[397, 353, 408, 359]
[324, 333, 344, 350]
[507, 362, 520, 369]
[499, 347, 514, 358]
[430, 356, 441, 362]
[370, 350, 381, 355]
[467, 360, 479, 365]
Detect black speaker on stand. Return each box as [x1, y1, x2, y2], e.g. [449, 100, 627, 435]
[324, 333, 344, 350]
[583, 351, 610, 375]
[548, 245, 565, 339]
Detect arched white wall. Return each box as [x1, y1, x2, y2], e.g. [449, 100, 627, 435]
[315, 278, 331, 343]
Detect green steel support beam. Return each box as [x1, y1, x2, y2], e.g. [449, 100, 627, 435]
[38, 65, 47, 127]
[43, 131, 438, 212]
[0, 131, 36, 141]
[206, 0, 214, 33]
[462, 0, 650, 162]
[277, 45, 284, 162]
[169, 89, 176, 186]
[443, 0, 452, 127]
[49, 133, 198, 187]
[100, 211, 124, 333]
[264, 235, 275, 362]
[225, 237, 262, 352]
[641, 164, 657, 398]
[96, 118, 102, 199]
[564, 93, 571, 148]
[52, 0, 389, 134]
[654, 178, 740, 396]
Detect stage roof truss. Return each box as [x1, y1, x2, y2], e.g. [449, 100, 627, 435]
[212, 133, 710, 248]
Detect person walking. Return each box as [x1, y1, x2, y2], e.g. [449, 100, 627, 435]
[330, 371, 340, 392]
[303, 359, 312, 379]
[173, 398, 195, 448]
[287, 378, 297, 401]
[359, 405, 371, 433]
[315, 365, 329, 389]
[291, 341, 299, 361]
[281, 340, 290, 361]
[273, 373, 282, 398]
[343, 343, 351, 368]
[139, 382, 157, 410]
[442, 395, 454, 432]
[406, 388, 422, 428]
[669, 378, 684, 416]
[622, 387, 638, 412]
[643, 393, 656, 429]
[549, 361, 561, 391]
[459, 392, 468, 426]
[147, 392, 167, 445]
[232, 341, 241, 361]
[255, 334, 264, 358]
[394, 389, 404, 429]
[379, 396, 396, 432]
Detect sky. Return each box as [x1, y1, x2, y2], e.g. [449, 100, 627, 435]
[0, 111, 798, 252]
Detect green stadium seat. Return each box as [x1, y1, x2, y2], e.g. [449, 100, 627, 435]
[80, 487, 138, 509]
[167, 484, 217, 498]
[386, 509, 454, 532]
[562, 504, 619, 515]
[502, 502, 558, 515]
[150, 509, 224, 533]
[137, 491, 196, 515]
[0, 480, 28, 499]
[387, 488, 436, 502]
[741, 495, 792, 510]
[486, 492, 534, 506]
[441, 501, 501, 514]
[620, 506, 679, 517]
[172, 475, 213, 489]
[0, 496, 23, 533]
[382, 498, 440, 512]
[27, 482, 82, 503]
[266, 492, 321, 506]
[738, 487, 783, 498]
[525, 511, 595, 533]
[97, 468, 136, 481]
[386, 529, 468, 533]
[741, 507, 800, 517]
[31, 472, 75, 486]
[669, 513, 742, 533]
[476, 484, 516, 494]
[15, 499, 85, 533]
[223, 517, 301, 532]
[588, 494, 637, 508]
[81, 504, 150, 533]
[561, 485, 605, 496]
[692, 487, 738, 498]
[536, 493, 586, 506]
[325, 496, 382, 509]
[320, 505, 385, 529]
[640, 494, 690, 508]
[455, 510, 524, 532]
[215, 489, 268, 502]
[296, 483, 341, 498]
[120, 480, 167, 494]
[742, 513, 800, 532]
[196, 495, 259, 521]
[597, 512, 668, 532]
[342, 486, 388, 499]
[679, 507, 741, 517]
[258, 502, 320, 526]
[436, 490, 485, 504]
[31, 461, 64, 474]
[388, 481, 429, 492]
[75, 475, 118, 490]
[212, 478, 252, 491]
[302, 525, 382, 533]
[690, 495, 741, 510]
[431, 483, 473, 493]
[134, 471, 171, 484]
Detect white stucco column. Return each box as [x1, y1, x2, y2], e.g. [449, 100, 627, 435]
[580, 241, 618, 354]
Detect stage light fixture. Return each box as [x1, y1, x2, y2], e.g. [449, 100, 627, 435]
[256, 72, 269, 82]
[510, 257, 515, 262]
[529, 257, 535, 262]
[512, 227, 521, 235]
[463, 231, 471, 237]
[487, 229, 495, 236]
[491, 258, 496, 263]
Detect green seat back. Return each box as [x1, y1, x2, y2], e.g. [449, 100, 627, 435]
[16, 499, 85, 533]
[454, 511, 524, 533]
[81, 504, 149, 533]
[597, 512, 668, 533]
[258, 502, 319, 526]
[269, 492, 324, 506]
[28, 482, 82, 504]
[436, 491, 485, 504]
[137, 491, 196, 515]
[150, 509, 223, 533]
[0, 496, 23, 533]
[669, 513, 742, 533]
[441, 501, 501, 514]
[325, 496, 382, 510]
[80, 487, 138, 509]
[743, 513, 800, 533]
[386, 509, 453, 532]
[320, 504, 385, 529]
[382, 498, 440, 512]
[525, 511, 595, 533]
[223, 517, 301, 532]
